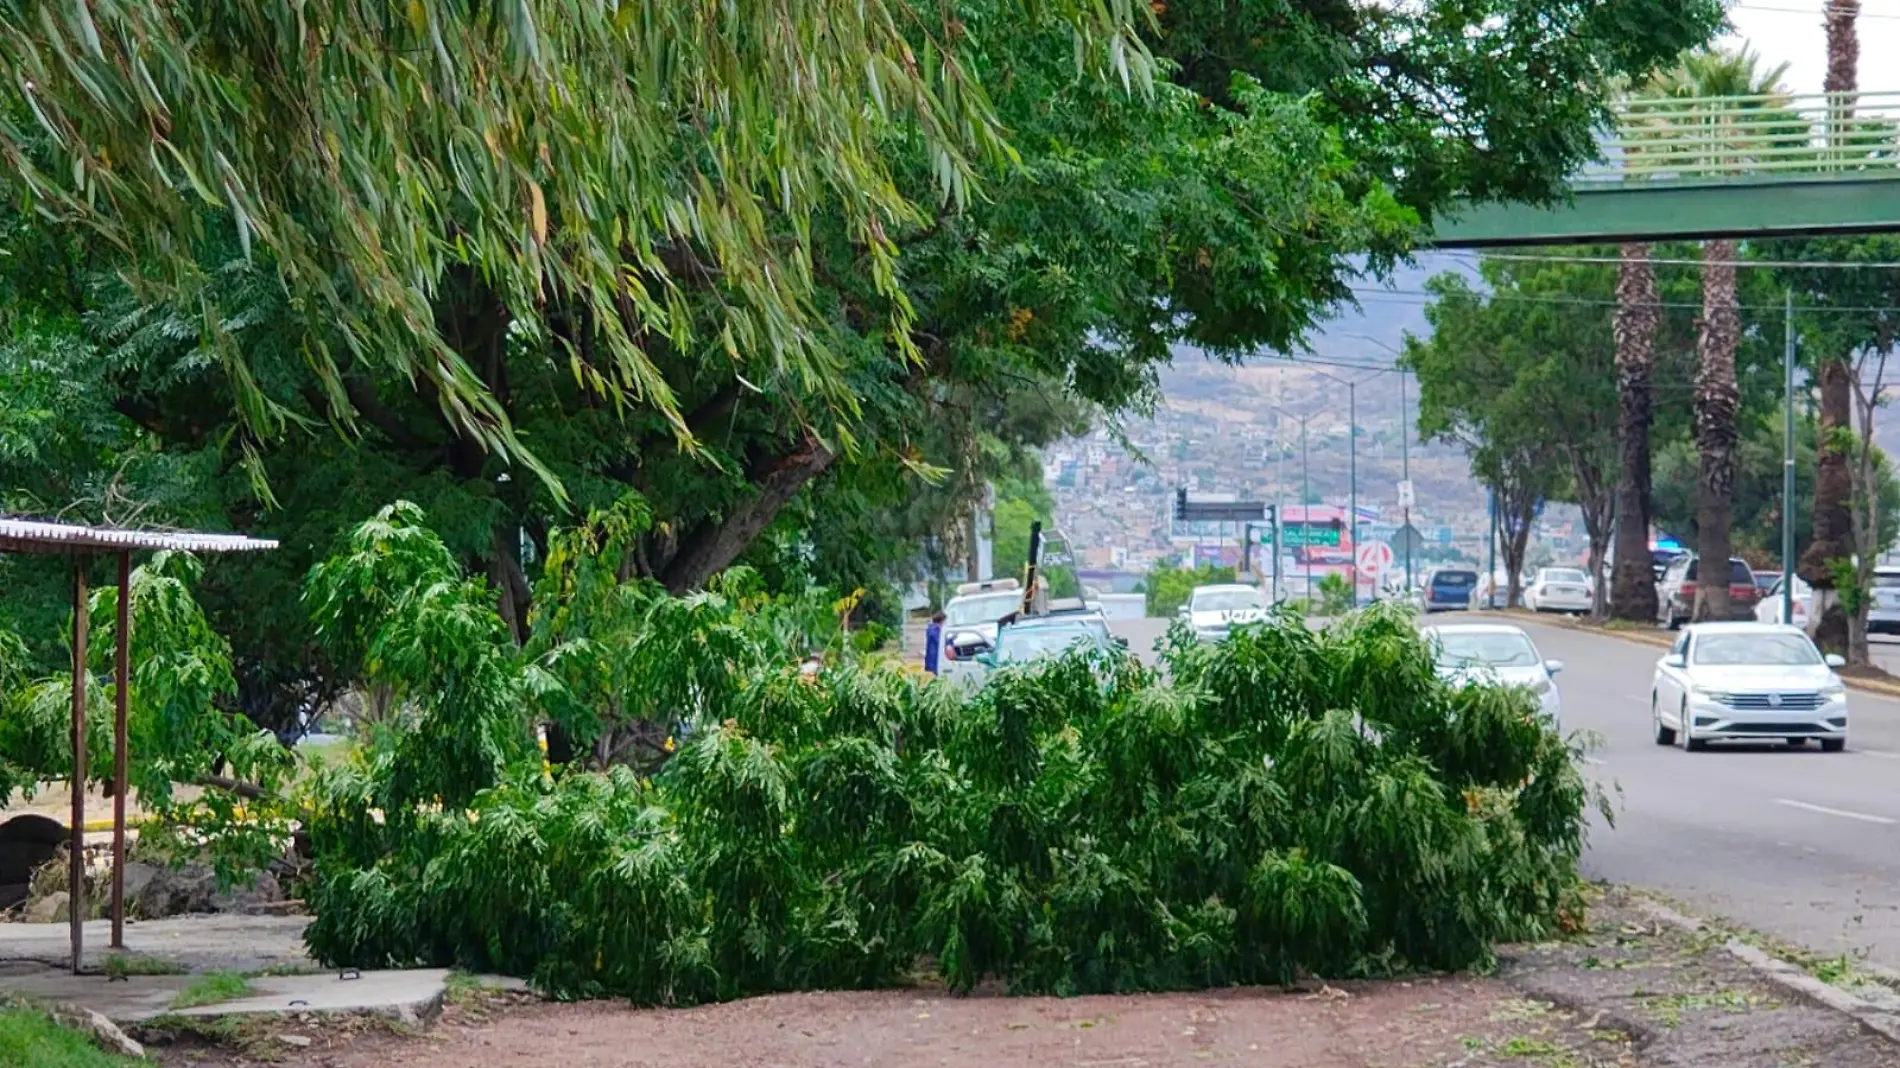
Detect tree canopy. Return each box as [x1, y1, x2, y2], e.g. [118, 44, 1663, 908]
[0, 0, 1727, 734]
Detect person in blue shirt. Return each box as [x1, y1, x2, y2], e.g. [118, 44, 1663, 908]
[923, 611, 945, 675]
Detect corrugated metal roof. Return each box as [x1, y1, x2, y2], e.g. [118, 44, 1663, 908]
[0, 517, 278, 554]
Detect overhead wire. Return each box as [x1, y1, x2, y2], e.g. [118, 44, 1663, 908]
[1430, 250, 1900, 270]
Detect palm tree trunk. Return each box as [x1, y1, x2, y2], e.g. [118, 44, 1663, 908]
[1611, 243, 1660, 621]
[1804, 1, 1860, 652]
[1692, 240, 1741, 621]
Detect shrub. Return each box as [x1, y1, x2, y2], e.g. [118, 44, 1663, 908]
[302, 515, 1594, 1003]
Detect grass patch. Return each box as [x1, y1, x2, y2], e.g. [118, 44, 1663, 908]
[0, 1008, 141, 1067]
[101, 953, 187, 977]
[170, 971, 254, 1010]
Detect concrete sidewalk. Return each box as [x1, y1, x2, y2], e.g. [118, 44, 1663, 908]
[0, 914, 312, 974]
[0, 963, 451, 1024]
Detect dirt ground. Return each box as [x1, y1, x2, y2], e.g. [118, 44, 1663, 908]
[142, 888, 1900, 1068]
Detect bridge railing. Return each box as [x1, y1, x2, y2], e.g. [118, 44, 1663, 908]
[1586, 91, 1900, 183]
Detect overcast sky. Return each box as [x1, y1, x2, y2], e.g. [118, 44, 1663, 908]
[1722, 1, 1898, 95]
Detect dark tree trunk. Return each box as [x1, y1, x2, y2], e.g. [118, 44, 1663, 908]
[659, 437, 838, 593]
[1807, 0, 1860, 653]
[1693, 240, 1741, 621]
[1611, 244, 1660, 621]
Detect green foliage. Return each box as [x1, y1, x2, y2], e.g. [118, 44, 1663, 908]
[169, 972, 254, 1010]
[305, 503, 534, 822]
[1828, 558, 1869, 621]
[1143, 563, 1239, 618]
[301, 520, 1593, 1002]
[0, 1007, 139, 1068]
[1314, 574, 1355, 617]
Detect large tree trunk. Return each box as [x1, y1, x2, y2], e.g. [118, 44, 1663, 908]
[659, 437, 838, 593]
[1806, 0, 1860, 653]
[1692, 240, 1741, 621]
[1611, 244, 1661, 621]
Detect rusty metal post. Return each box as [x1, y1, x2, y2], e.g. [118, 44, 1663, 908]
[68, 554, 88, 974]
[111, 551, 130, 949]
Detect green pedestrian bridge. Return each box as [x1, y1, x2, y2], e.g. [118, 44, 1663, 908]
[1433, 90, 1900, 248]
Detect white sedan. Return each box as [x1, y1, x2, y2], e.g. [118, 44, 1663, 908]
[1422, 622, 1564, 729]
[1523, 567, 1593, 614]
[1651, 622, 1848, 752]
[1180, 583, 1267, 643]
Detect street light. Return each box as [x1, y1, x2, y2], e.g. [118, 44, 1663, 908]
[1266, 406, 1311, 604]
[1305, 367, 1381, 607]
[1339, 333, 1417, 594]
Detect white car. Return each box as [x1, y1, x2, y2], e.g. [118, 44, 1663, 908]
[937, 579, 1031, 687]
[1180, 583, 1267, 642]
[1753, 573, 1813, 628]
[1523, 567, 1593, 614]
[1422, 622, 1563, 729]
[1651, 622, 1848, 752]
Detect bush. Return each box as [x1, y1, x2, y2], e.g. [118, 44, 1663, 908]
[302, 513, 1595, 1003]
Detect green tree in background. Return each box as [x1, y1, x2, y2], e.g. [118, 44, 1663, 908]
[1145, 562, 1239, 617]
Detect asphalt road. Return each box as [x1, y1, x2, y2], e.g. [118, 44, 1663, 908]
[1105, 613, 1900, 969]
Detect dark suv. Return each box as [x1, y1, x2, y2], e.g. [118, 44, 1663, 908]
[1657, 554, 1759, 629]
[1423, 568, 1478, 612]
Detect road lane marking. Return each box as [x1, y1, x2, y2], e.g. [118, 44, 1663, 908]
[1860, 750, 1900, 760]
[1773, 799, 1896, 825]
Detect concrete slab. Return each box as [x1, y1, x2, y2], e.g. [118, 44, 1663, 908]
[163, 969, 451, 1025]
[0, 914, 312, 973]
[0, 962, 451, 1024]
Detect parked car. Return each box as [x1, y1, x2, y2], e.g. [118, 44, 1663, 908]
[1650, 622, 1848, 751]
[1179, 583, 1267, 642]
[937, 578, 1033, 687]
[1870, 566, 1900, 635]
[1423, 568, 1479, 612]
[1753, 572, 1813, 628]
[1422, 622, 1563, 729]
[948, 608, 1124, 689]
[1523, 567, 1593, 614]
[1657, 553, 1759, 629]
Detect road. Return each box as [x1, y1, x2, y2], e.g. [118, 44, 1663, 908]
[1105, 613, 1900, 970]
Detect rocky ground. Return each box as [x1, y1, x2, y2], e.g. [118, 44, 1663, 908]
[134, 888, 1900, 1068]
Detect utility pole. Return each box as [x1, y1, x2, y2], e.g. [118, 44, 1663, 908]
[1783, 288, 1797, 625]
[1302, 420, 1313, 601]
[1486, 487, 1498, 610]
[1401, 371, 1413, 592]
[1273, 433, 1286, 602]
[1348, 379, 1359, 607]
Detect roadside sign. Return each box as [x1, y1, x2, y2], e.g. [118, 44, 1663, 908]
[1356, 540, 1394, 579]
[1397, 480, 1416, 509]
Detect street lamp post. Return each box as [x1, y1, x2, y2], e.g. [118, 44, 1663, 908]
[1267, 405, 1312, 603]
[1307, 367, 1380, 608]
[1340, 333, 1415, 595]
[1783, 288, 1796, 624]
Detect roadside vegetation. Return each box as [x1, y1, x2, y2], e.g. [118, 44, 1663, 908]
[0, 1007, 137, 1068]
[294, 508, 1594, 1002]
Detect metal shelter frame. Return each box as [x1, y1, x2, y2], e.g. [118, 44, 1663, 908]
[0, 518, 276, 973]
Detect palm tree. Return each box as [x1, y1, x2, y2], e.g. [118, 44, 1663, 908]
[1610, 244, 1660, 622]
[1804, 1, 1860, 651]
[1639, 48, 1792, 620]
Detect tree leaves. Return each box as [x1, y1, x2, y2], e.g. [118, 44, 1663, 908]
[298, 508, 1589, 1002]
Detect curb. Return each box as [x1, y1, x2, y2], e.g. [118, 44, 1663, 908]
[1635, 898, 1900, 1046]
[1498, 608, 1900, 700]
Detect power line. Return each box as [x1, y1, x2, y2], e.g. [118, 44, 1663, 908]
[1345, 288, 1900, 313]
[1731, 2, 1900, 20]
[1437, 250, 1900, 270]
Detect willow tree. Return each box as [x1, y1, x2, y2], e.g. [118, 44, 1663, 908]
[0, 0, 1149, 482]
